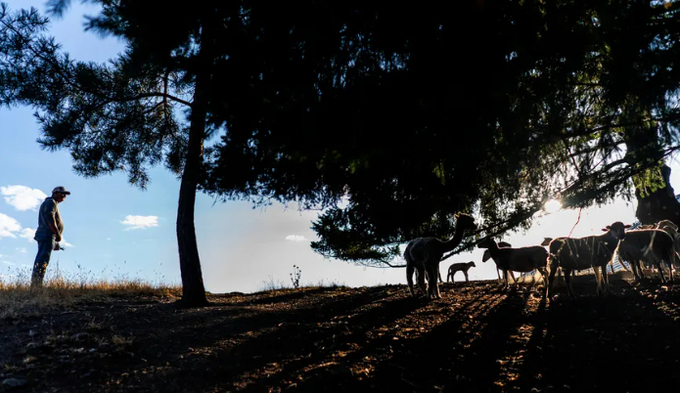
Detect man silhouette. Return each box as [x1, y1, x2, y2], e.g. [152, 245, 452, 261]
[31, 186, 70, 288]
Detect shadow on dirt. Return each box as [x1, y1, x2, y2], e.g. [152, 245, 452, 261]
[4, 276, 680, 392]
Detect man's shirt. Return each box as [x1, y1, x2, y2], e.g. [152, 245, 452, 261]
[35, 197, 63, 240]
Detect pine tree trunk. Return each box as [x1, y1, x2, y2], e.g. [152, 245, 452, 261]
[175, 33, 212, 308]
[176, 114, 209, 306]
[635, 164, 680, 226]
[176, 122, 209, 306]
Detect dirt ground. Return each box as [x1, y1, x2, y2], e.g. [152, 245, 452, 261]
[2, 274, 680, 393]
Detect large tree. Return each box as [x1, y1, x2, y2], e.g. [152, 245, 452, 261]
[0, 0, 408, 303]
[3, 0, 680, 283]
[0, 2, 242, 306]
[205, 0, 680, 266]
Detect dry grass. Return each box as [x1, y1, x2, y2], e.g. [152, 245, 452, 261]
[0, 268, 181, 319]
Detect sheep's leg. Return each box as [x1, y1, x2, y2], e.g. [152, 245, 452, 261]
[464, 270, 469, 283]
[593, 268, 604, 296]
[423, 265, 433, 298]
[426, 264, 441, 299]
[656, 260, 667, 283]
[564, 268, 575, 298]
[557, 268, 568, 286]
[538, 268, 548, 296]
[638, 263, 644, 279]
[599, 265, 608, 294]
[537, 268, 547, 286]
[547, 265, 558, 298]
[416, 267, 428, 296]
[407, 264, 417, 297]
[636, 260, 646, 281]
[434, 265, 442, 298]
[601, 265, 612, 294]
[438, 270, 444, 284]
[667, 259, 674, 283]
[447, 269, 452, 283]
[630, 260, 642, 282]
[606, 265, 613, 293]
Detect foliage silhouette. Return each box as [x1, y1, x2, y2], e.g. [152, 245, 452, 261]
[1, 1, 680, 281]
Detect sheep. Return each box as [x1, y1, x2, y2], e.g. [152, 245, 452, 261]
[541, 237, 578, 283]
[657, 219, 680, 270]
[657, 219, 679, 233]
[482, 241, 514, 283]
[446, 261, 476, 283]
[617, 227, 676, 283]
[404, 213, 477, 299]
[477, 238, 548, 289]
[545, 221, 629, 298]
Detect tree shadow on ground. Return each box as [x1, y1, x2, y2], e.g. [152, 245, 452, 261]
[7, 277, 680, 393]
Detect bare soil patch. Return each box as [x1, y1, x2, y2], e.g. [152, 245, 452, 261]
[2, 275, 680, 392]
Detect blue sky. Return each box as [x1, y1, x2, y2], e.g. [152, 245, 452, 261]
[0, 1, 675, 293]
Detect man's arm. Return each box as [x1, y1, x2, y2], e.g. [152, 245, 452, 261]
[47, 220, 62, 242]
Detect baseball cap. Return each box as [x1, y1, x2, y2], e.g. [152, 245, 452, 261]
[52, 186, 71, 195]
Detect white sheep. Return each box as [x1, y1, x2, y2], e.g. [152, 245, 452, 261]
[617, 227, 676, 283]
[446, 261, 476, 283]
[477, 238, 548, 289]
[545, 221, 629, 298]
[482, 241, 513, 283]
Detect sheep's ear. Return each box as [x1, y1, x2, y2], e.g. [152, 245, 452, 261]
[482, 250, 491, 262]
[541, 237, 552, 246]
[624, 224, 632, 229]
[602, 226, 611, 232]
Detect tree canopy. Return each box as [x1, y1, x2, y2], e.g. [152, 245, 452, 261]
[205, 0, 680, 265]
[1, 0, 680, 287]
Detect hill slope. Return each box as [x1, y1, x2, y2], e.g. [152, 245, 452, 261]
[2, 276, 680, 392]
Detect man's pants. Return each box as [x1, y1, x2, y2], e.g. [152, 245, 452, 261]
[31, 237, 55, 288]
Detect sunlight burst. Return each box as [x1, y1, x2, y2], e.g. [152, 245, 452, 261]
[544, 199, 562, 213]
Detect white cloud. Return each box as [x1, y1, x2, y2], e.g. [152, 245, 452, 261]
[121, 215, 159, 230]
[15, 248, 26, 253]
[0, 213, 21, 238]
[1, 185, 47, 211]
[19, 228, 35, 242]
[285, 235, 309, 242]
[2, 261, 15, 266]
